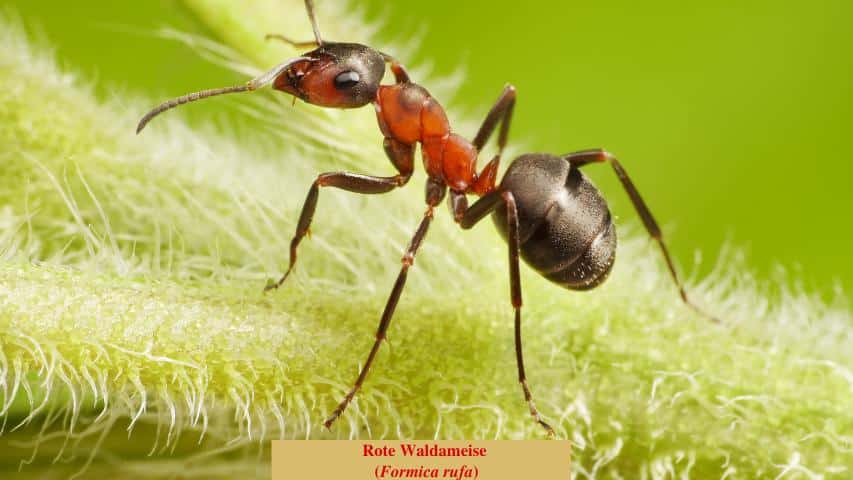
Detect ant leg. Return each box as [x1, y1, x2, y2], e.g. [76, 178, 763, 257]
[265, 140, 413, 292]
[499, 191, 555, 435]
[473, 85, 516, 155]
[325, 179, 446, 429]
[458, 191, 556, 435]
[504, 191, 556, 435]
[265, 0, 323, 48]
[303, 0, 324, 45]
[470, 85, 517, 195]
[565, 149, 719, 323]
[457, 190, 501, 228]
[264, 172, 410, 292]
[379, 53, 411, 84]
[264, 34, 319, 49]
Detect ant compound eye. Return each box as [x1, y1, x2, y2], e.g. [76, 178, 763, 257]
[334, 70, 360, 89]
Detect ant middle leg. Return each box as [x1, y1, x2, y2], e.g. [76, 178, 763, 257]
[324, 178, 446, 429]
[470, 85, 517, 195]
[457, 190, 556, 436]
[473, 85, 517, 156]
[265, 139, 414, 292]
[564, 149, 719, 323]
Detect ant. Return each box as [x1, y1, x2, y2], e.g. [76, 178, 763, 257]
[137, 0, 717, 436]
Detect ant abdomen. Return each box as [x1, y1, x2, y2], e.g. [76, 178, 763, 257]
[493, 153, 617, 290]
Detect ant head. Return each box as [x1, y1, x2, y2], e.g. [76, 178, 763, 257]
[272, 43, 386, 108]
[135, 0, 389, 133]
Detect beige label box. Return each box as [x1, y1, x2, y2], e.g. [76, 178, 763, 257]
[272, 440, 570, 479]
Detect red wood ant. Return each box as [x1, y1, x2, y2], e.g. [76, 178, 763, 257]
[137, 0, 717, 436]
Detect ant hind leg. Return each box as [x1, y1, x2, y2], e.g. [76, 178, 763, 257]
[564, 149, 720, 323]
[457, 190, 556, 436]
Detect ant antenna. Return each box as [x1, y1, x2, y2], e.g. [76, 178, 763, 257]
[136, 57, 311, 134]
[305, 0, 324, 46]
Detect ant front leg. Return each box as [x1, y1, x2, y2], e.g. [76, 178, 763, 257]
[265, 0, 323, 49]
[380, 53, 411, 84]
[324, 178, 446, 429]
[264, 34, 319, 49]
[564, 149, 719, 323]
[469, 85, 517, 195]
[458, 190, 556, 436]
[265, 139, 414, 292]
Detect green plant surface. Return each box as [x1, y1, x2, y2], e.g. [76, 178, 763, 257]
[1, 1, 852, 479]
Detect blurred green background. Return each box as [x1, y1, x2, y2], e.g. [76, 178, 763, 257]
[7, 0, 853, 296]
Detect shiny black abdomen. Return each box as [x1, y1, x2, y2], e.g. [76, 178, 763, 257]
[493, 153, 616, 290]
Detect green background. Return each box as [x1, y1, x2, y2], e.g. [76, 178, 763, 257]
[8, 0, 853, 295]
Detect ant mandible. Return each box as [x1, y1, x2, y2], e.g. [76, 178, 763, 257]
[137, 0, 717, 436]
